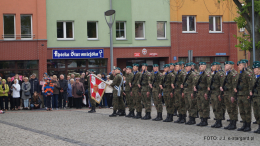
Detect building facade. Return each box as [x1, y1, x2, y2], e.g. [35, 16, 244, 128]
[0, 0, 47, 79]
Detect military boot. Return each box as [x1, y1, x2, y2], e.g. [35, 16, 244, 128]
[173, 109, 177, 116]
[109, 110, 117, 117]
[133, 112, 142, 119]
[195, 111, 199, 119]
[197, 118, 203, 126]
[174, 114, 182, 123]
[88, 107, 96, 113]
[214, 120, 222, 128]
[237, 122, 246, 131]
[179, 114, 186, 124]
[119, 110, 126, 116]
[125, 110, 133, 118]
[224, 121, 232, 129]
[228, 120, 237, 130]
[169, 114, 173, 122]
[200, 118, 208, 126]
[157, 112, 163, 121]
[254, 124, 260, 133]
[152, 113, 159, 121]
[142, 112, 151, 120]
[185, 116, 192, 125]
[211, 120, 217, 128]
[163, 113, 171, 122]
[244, 122, 251, 132]
[141, 112, 148, 120]
[190, 117, 196, 125]
[116, 110, 121, 115]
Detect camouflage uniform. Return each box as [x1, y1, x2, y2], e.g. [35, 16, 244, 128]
[139, 71, 151, 113]
[252, 76, 260, 125]
[160, 71, 175, 122]
[192, 70, 201, 117]
[125, 72, 134, 112]
[131, 71, 142, 114]
[149, 71, 162, 113]
[110, 73, 125, 112]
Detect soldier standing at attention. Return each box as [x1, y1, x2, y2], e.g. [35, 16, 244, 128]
[236, 60, 253, 132]
[210, 62, 225, 128]
[138, 63, 152, 120]
[220, 61, 238, 130]
[195, 62, 211, 127]
[252, 63, 260, 133]
[131, 64, 143, 119]
[159, 64, 175, 122]
[109, 67, 125, 117]
[183, 63, 197, 125]
[169, 63, 178, 116]
[124, 66, 135, 118]
[174, 62, 187, 124]
[241, 59, 253, 75]
[149, 64, 163, 121]
[191, 62, 200, 119]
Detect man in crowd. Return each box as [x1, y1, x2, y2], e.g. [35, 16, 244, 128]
[59, 74, 68, 109]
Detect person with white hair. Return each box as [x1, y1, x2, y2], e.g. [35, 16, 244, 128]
[12, 79, 21, 110]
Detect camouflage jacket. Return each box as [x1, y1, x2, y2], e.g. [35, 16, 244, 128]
[131, 71, 142, 89]
[253, 76, 260, 97]
[210, 70, 225, 95]
[195, 71, 211, 92]
[160, 72, 175, 90]
[183, 71, 197, 93]
[138, 71, 151, 92]
[220, 70, 238, 97]
[175, 70, 186, 90]
[125, 72, 134, 92]
[110, 73, 124, 95]
[236, 70, 253, 96]
[148, 71, 162, 92]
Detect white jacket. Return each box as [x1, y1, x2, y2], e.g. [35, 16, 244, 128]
[12, 79, 21, 98]
[105, 80, 113, 93]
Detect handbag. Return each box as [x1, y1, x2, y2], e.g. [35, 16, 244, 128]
[24, 84, 30, 96]
[75, 84, 83, 96]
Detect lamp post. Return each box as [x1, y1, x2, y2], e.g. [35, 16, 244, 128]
[104, 9, 116, 71]
[252, 0, 255, 61]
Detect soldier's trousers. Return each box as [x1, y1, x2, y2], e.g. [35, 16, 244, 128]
[253, 97, 260, 124]
[132, 88, 142, 112]
[141, 91, 151, 112]
[195, 93, 202, 116]
[238, 95, 251, 123]
[224, 94, 238, 121]
[112, 93, 125, 111]
[197, 91, 210, 118]
[125, 91, 134, 111]
[175, 89, 185, 114]
[184, 92, 197, 117]
[90, 97, 96, 108]
[164, 89, 174, 114]
[173, 90, 179, 111]
[210, 92, 223, 120]
[153, 90, 162, 113]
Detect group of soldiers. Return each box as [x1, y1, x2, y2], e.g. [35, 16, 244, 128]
[90, 59, 260, 134]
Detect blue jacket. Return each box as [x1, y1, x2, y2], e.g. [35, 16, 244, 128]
[67, 83, 73, 97]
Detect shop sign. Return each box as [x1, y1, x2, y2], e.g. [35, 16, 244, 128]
[142, 48, 147, 55]
[149, 53, 158, 56]
[134, 53, 140, 57]
[52, 49, 104, 59]
[216, 53, 226, 56]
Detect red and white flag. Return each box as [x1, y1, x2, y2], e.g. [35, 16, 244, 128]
[90, 74, 107, 104]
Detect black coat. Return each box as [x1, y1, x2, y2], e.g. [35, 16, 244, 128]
[59, 79, 68, 93]
[29, 78, 40, 93]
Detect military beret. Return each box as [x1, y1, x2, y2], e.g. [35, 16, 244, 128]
[191, 62, 196, 66]
[142, 63, 148, 66]
[175, 62, 181, 65]
[179, 61, 185, 65]
[252, 64, 260, 69]
[199, 62, 207, 65]
[133, 63, 139, 67]
[163, 64, 170, 68]
[89, 69, 94, 72]
[153, 64, 159, 67]
[126, 66, 132, 69]
[169, 63, 175, 66]
[238, 60, 246, 65]
[184, 63, 191, 67]
[229, 61, 234, 65]
[115, 67, 121, 71]
[241, 59, 248, 63]
[211, 62, 218, 66]
[253, 61, 260, 65]
[224, 61, 229, 65]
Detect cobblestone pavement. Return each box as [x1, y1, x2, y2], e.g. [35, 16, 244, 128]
[0, 106, 259, 146]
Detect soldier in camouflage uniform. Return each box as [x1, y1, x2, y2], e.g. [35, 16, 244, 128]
[109, 67, 125, 117]
[88, 69, 96, 113]
[195, 62, 211, 127]
[191, 62, 201, 119]
[236, 60, 253, 132]
[131, 64, 143, 119]
[124, 66, 135, 117]
[149, 64, 163, 121]
[183, 63, 197, 125]
[138, 63, 152, 120]
[174, 62, 186, 123]
[159, 64, 175, 122]
[220, 61, 238, 130]
[210, 62, 225, 128]
[252, 63, 260, 133]
[169, 63, 178, 116]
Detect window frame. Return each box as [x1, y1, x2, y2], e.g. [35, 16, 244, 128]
[157, 21, 167, 39]
[3, 14, 16, 40]
[209, 16, 222, 33]
[87, 21, 98, 40]
[57, 21, 74, 40]
[182, 16, 196, 33]
[135, 21, 145, 39]
[116, 21, 126, 40]
[20, 15, 33, 40]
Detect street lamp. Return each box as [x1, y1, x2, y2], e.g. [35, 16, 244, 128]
[104, 9, 116, 71]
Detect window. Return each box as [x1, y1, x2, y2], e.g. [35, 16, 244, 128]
[157, 21, 166, 39]
[87, 22, 98, 39]
[116, 22, 126, 39]
[178, 57, 188, 63]
[209, 16, 222, 32]
[57, 21, 74, 40]
[195, 57, 210, 62]
[214, 57, 227, 62]
[21, 15, 32, 39]
[182, 16, 196, 32]
[3, 15, 15, 39]
[135, 22, 145, 39]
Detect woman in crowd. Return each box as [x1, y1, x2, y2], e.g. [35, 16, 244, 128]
[105, 75, 113, 109]
[0, 79, 10, 111]
[44, 78, 54, 111]
[30, 91, 42, 110]
[40, 77, 46, 109]
[72, 78, 84, 109]
[52, 75, 60, 110]
[67, 79, 74, 108]
[12, 79, 21, 110]
[21, 77, 31, 110]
